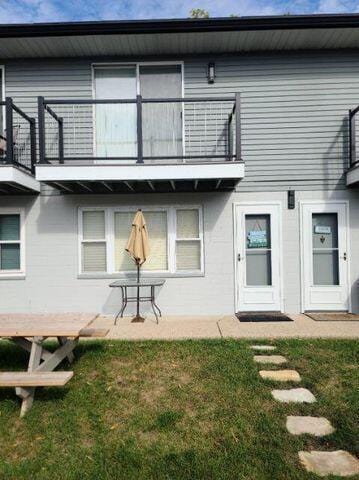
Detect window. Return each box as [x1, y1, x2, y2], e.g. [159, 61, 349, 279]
[81, 210, 107, 272]
[79, 206, 203, 274]
[0, 212, 24, 275]
[176, 209, 201, 270]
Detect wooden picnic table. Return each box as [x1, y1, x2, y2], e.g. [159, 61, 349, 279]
[0, 314, 108, 417]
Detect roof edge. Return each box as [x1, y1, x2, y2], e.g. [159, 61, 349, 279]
[0, 14, 359, 39]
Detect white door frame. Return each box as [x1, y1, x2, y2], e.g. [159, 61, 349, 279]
[299, 200, 351, 313]
[233, 202, 284, 313]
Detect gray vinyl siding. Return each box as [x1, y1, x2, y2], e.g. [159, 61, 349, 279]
[3, 50, 359, 191]
[184, 51, 359, 191]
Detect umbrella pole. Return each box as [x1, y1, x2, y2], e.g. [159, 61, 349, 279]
[132, 261, 145, 322]
[136, 262, 140, 318]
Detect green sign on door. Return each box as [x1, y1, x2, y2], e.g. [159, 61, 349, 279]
[247, 230, 267, 248]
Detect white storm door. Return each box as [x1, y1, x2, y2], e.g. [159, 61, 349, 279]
[301, 202, 349, 312]
[235, 204, 282, 312]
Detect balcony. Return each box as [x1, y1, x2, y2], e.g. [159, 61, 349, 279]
[347, 106, 359, 186]
[35, 95, 244, 194]
[0, 98, 40, 194]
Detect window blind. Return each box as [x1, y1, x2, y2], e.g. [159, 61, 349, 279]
[82, 242, 106, 272]
[1, 244, 20, 270]
[114, 210, 168, 271]
[0, 215, 20, 241]
[114, 211, 137, 271]
[0, 214, 21, 271]
[82, 211, 107, 272]
[176, 241, 201, 270]
[176, 209, 201, 270]
[83, 211, 105, 239]
[176, 209, 199, 238]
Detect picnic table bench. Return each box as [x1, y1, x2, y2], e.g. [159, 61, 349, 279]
[0, 314, 108, 417]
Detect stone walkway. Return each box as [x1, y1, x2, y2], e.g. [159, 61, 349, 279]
[254, 355, 287, 364]
[259, 370, 301, 382]
[90, 313, 359, 340]
[251, 345, 359, 477]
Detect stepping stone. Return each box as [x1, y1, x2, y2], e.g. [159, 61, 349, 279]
[260, 370, 301, 382]
[287, 416, 335, 436]
[271, 388, 316, 403]
[299, 451, 359, 477]
[250, 345, 276, 351]
[254, 355, 287, 365]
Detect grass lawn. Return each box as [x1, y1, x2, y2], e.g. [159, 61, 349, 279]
[0, 339, 357, 480]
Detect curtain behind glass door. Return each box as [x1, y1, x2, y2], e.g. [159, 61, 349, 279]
[94, 67, 137, 158]
[140, 65, 183, 158]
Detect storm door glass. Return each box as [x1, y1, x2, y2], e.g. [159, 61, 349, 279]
[312, 213, 339, 285]
[245, 214, 272, 286]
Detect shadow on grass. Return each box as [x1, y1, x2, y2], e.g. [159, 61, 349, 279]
[0, 340, 107, 409]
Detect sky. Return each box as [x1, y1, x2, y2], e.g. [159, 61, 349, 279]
[0, 0, 358, 24]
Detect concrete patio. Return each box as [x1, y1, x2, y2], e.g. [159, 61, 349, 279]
[91, 313, 359, 340]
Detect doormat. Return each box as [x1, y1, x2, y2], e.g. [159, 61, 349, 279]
[305, 312, 359, 322]
[236, 312, 293, 322]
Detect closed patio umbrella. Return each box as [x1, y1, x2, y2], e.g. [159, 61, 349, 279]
[125, 209, 150, 322]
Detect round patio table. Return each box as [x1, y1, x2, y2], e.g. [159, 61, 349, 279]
[109, 278, 165, 324]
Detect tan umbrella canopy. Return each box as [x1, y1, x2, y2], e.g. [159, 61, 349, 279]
[125, 210, 150, 322]
[125, 209, 150, 267]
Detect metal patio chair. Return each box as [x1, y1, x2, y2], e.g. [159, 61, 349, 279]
[0, 125, 21, 162]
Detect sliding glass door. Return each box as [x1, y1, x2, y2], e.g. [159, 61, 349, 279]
[94, 64, 182, 159]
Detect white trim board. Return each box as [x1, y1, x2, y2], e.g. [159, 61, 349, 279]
[36, 163, 244, 182]
[346, 165, 359, 186]
[0, 166, 40, 192]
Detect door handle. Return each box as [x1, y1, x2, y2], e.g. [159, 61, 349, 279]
[341, 252, 347, 261]
[238, 253, 241, 262]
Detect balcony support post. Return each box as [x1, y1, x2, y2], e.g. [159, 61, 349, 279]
[136, 94, 143, 164]
[5, 97, 13, 165]
[235, 93, 241, 162]
[38, 96, 46, 164]
[30, 118, 36, 174]
[58, 117, 64, 164]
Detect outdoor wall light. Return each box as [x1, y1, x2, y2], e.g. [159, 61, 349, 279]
[288, 189, 295, 209]
[207, 62, 215, 83]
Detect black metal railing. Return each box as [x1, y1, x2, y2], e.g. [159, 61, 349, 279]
[0, 98, 36, 174]
[349, 106, 359, 168]
[37, 94, 241, 165]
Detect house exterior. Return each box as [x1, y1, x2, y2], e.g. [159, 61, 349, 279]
[1, 14, 359, 316]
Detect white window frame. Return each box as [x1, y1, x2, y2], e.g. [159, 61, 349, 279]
[0, 208, 25, 277]
[78, 207, 109, 274]
[174, 207, 204, 273]
[78, 205, 203, 276]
